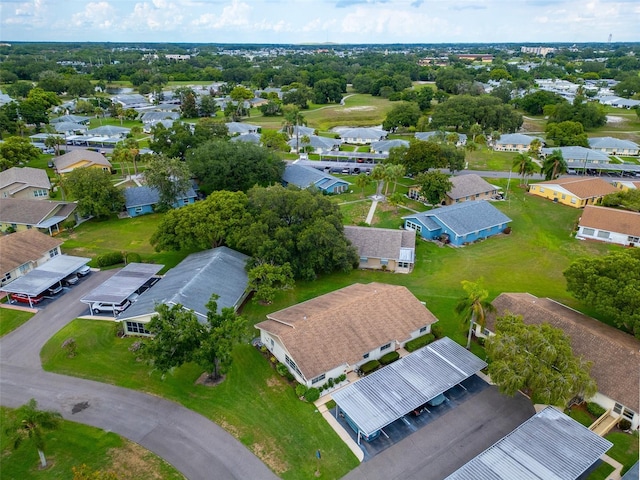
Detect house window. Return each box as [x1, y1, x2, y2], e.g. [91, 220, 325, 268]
[561, 194, 566, 200]
[18, 263, 31, 274]
[380, 259, 388, 266]
[582, 228, 595, 236]
[553, 191, 558, 197]
[285, 355, 302, 376]
[33, 189, 48, 198]
[270, 338, 274, 348]
[311, 374, 325, 385]
[398, 262, 410, 268]
[380, 343, 391, 351]
[2, 272, 12, 282]
[405, 221, 422, 233]
[135, 206, 143, 214]
[126, 321, 150, 335]
[183, 199, 190, 205]
[597, 230, 610, 239]
[571, 198, 577, 204]
[628, 236, 640, 243]
[419, 326, 427, 333]
[363, 353, 369, 359]
[539, 187, 545, 193]
[614, 403, 623, 414]
[623, 408, 635, 421]
[48, 248, 59, 258]
[359, 257, 368, 263]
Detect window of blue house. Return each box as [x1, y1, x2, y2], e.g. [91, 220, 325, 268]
[135, 206, 143, 213]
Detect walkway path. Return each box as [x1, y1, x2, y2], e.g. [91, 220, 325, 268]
[0, 270, 277, 480]
[365, 198, 379, 224]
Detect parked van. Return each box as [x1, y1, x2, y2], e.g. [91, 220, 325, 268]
[47, 284, 63, 296]
[91, 300, 131, 314]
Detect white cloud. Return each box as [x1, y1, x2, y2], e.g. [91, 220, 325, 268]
[340, 6, 446, 38]
[124, 0, 185, 31]
[71, 2, 117, 29]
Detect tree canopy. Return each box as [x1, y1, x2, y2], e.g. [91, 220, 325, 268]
[602, 189, 640, 212]
[392, 139, 465, 175]
[62, 168, 124, 218]
[413, 171, 452, 205]
[143, 154, 192, 211]
[430, 95, 523, 133]
[0, 136, 41, 171]
[545, 120, 589, 147]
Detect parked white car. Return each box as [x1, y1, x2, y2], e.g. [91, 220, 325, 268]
[91, 300, 130, 314]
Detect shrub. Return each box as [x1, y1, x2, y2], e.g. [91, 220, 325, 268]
[587, 402, 606, 418]
[113, 321, 124, 337]
[404, 333, 435, 352]
[295, 384, 308, 397]
[327, 378, 334, 388]
[337, 374, 347, 383]
[61, 337, 77, 358]
[126, 252, 142, 263]
[304, 387, 320, 403]
[618, 419, 632, 431]
[95, 251, 124, 267]
[63, 219, 76, 231]
[379, 351, 400, 365]
[359, 359, 381, 374]
[128, 341, 143, 353]
[325, 400, 336, 410]
[270, 356, 277, 364]
[259, 345, 268, 353]
[285, 371, 295, 382]
[431, 324, 444, 338]
[275, 363, 289, 377]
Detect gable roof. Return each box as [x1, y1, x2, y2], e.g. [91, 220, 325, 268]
[280, 125, 315, 137]
[487, 293, 640, 411]
[344, 226, 415, 263]
[405, 201, 512, 237]
[494, 133, 543, 146]
[415, 131, 468, 143]
[0, 167, 51, 194]
[579, 205, 640, 237]
[447, 174, 498, 200]
[370, 139, 410, 152]
[255, 282, 439, 380]
[120, 247, 249, 321]
[140, 111, 180, 122]
[87, 125, 130, 136]
[53, 122, 88, 133]
[339, 127, 387, 140]
[540, 146, 610, 163]
[54, 149, 112, 173]
[230, 132, 261, 144]
[0, 229, 62, 274]
[589, 136, 639, 150]
[0, 198, 76, 226]
[51, 114, 90, 124]
[283, 164, 349, 190]
[534, 177, 617, 199]
[124, 186, 196, 208]
[287, 135, 341, 151]
[225, 122, 259, 134]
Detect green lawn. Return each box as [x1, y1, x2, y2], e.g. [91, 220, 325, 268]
[41, 320, 359, 480]
[465, 147, 521, 171]
[605, 431, 639, 475]
[302, 94, 394, 131]
[0, 309, 34, 337]
[0, 406, 183, 479]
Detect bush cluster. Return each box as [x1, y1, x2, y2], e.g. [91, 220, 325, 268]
[431, 324, 444, 338]
[360, 360, 381, 374]
[295, 383, 307, 397]
[379, 351, 400, 365]
[618, 419, 632, 431]
[405, 333, 435, 352]
[587, 402, 606, 418]
[95, 251, 124, 267]
[126, 252, 142, 263]
[304, 387, 320, 403]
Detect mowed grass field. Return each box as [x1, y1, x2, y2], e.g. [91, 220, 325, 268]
[0, 309, 34, 337]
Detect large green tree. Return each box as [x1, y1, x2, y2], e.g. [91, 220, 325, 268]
[382, 102, 421, 132]
[541, 149, 568, 180]
[143, 154, 192, 211]
[486, 314, 597, 406]
[396, 139, 465, 175]
[62, 168, 124, 218]
[545, 120, 589, 147]
[414, 171, 453, 205]
[0, 136, 41, 170]
[455, 279, 495, 349]
[602, 189, 640, 212]
[564, 249, 640, 337]
[248, 262, 295, 305]
[512, 153, 537, 186]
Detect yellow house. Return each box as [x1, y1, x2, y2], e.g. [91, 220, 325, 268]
[613, 180, 640, 192]
[528, 177, 618, 208]
[54, 149, 112, 174]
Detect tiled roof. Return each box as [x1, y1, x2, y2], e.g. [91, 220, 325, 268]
[487, 293, 640, 411]
[344, 226, 416, 262]
[140, 111, 180, 122]
[447, 174, 498, 200]
[0, 198, 76, 226]
[255, 283, 439, 379]
[230, 133, 261, 144]
[54, 149, 112, 172]
[225, 122, 259, 134]
[87, 125, 130, 136]
[0, 229, 62, 273]
[535, 177, 617, 199]
[579, 205, 640, 237]
[0, 167, 51, 193]
[283, 164, 349, 190]
[51, 114, 90, 124]
[589, 136, 639, 150]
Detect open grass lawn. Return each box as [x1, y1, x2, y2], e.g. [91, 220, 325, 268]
[465, 148, 520, 171]
[41, 320, 359, 480]
[605, 431, 639, 475]
[587, 462, 615, 480]
[0, 406, 183, 480]
[303, 94, 393, 131]
[0, 309, 34, 337]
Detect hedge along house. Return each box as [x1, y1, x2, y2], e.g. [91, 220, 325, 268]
[402, 201, 512, 246]
[254, 283, 439, 389]
[123, 185, 197, 217]
[528, 177, 618, 208]
[118, 247, 250, 335]
[344, 226, 416, 273]
[479, 293, 640, 431]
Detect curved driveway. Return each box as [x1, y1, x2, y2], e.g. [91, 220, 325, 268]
[0, 270, 277, 480]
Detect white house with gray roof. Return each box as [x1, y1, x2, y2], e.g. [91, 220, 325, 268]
[493, 133, 543, 153]
[282, 164, 350, 194]
[339, 127, 387, 145]
[287, 135, 341, 154]
[370, 139, 409, 154]
[541, 146, 611, 165]
[344, 226, 416, 273]
[415, 131, 468, 147]
[225, 122, 260, 136]
[588, 137, 639, 156]
[119, 247, 250, 336]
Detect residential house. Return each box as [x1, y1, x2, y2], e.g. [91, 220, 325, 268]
[87, 125, 130, 138]
[119, 247, 250, 335]
[344, 226, 416, 273]
[415, 131, 468, 147]
[528, 177, 617, 207]
[123, 186, 197, 217]
[0, 198, 77, 234]
[456, 54, 494, 62]
[339, 127, 387, 145]
[0, 229, 63, 287]
[409, 174, 499, 205]
[481, 293, 640, 430]
[111, 94, 151, 109]
[255, 283, 439, 388]
[280, 125, 315, 138]
[230, 133, 261, 144]
[287, 135, 341, 154]
[53, 122, 88, 136]
[598, 96, 640, 109]
[588, 137, 639, 156]
[282, 164, 350, 194]
[576, 205, 640, 247]
[51, 114, 91, 125]
[493, 133, 544, 153]
[403, 201, 511, 246]
[140, 111, 180, 125]
[54, 149, 112, 175]
[613, 180, 640, 191]
[0, 167, 51, 200]
[225, 122, 260, 136]
[540, 146, 611, 165]
[370, 139, 409, 154]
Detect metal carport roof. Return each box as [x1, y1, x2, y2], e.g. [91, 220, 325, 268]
[332, 337, 487, 438]
[2, 255, 90, 296]
[80, 263, 163, 305]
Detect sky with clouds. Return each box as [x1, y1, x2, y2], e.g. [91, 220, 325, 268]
[1, 0, 638, 44]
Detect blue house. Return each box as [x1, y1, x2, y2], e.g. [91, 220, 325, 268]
[124, 186, 197, 217]
[282, 164, 350, 194]
[402, 201, 511, 246]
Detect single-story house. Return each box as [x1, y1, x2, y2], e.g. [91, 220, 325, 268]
[415, 131, 467, 147]
[287, 135, 341, 154]
[280, 125, 315, 138]
[0, 167, 51, 200]
[53, 122, 89, 135]
[588, 137, 639, 156]
[123, 186, 197, 217]
[225, 122, 260, 136]
[492, 133, 544, 153]
[255, 282, 439, 388]
[599, 96, 640, 109]
[576, 205, 640, 247]
[613, 180, 640, 191]
[403, 200, 512, 246]
[528, 177, 617, 208]
[87, 125, 130, 138]
[282, 164, 350, 194]
[230, 133, 261, 144]
[409, 174, 499, 205]
[51, 114, 91, 125]
[111, 94, 151, 109]
[140, 111, 181, 124]
[54, 149, 112, 174]
[339, 127, 387, 145]
[370, 139, 409, 154]
[540, 146, 611, 165]
[119, 247, 250, 335]
[480, 293, 640, 430]
[0, 229, 63, 287]
[0, 198, 77, 235]
[344, 226, 416, 273]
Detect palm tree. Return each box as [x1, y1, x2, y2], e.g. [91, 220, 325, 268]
[512, 153, 536, 186]
[370, 164, 385, 198]
[354, 173, 371, 198]
[541, 149, 567, 180]
[383, 163, 405, 196]
[455, 279, 496, 350]
[6, 398, 62, 469]
[387, 191, 405, 213]
[469, 123, 482, 142]
[528, 138, 542, 158]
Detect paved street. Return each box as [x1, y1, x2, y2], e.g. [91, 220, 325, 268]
[0, 270, 277, 480]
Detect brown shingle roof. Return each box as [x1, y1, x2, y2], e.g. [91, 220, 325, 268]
[487, 293, 640, 411]
[580, 205, 640, 237]
[447, 174, 498, 200]
[0, 229, 62, 273]
[344, 226, 416, 261]
[0, 198, 76, 226]
[536, 177, 617, 199]
[255, 283, 439, 379]
[54, 149, 111, 172]
[0, 167, 51, 194]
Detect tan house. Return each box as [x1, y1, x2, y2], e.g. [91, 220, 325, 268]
[613, 180, 640, 191]
[528, 177, 617, 208]
[0, 198, 77, 234]
[0, 229, 62, 286]
[54, 149, 112, 174]
[255, 283, 439, 388]
[576, 205, 640, 247]
[409, 174, 499, 205]
[0, 167, 51, 200]
[480, 293, 639, 430]
[492, 133, 543, 153]
[344, 226, 416, 273]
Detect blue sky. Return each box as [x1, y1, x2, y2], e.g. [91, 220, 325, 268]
[1, 0, 638, 44]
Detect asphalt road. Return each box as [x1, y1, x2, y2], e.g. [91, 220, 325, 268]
[0, 270, 277, 480]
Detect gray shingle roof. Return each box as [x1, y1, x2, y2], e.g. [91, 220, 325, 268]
[370, 139, 410, 152]
[87, 125, 131, 136]
[0, 167, 51, 193]
[124, 186, 196, 208]
[588, 136, 639, 150]
[287, 135, 341, 150]
[283, 164, 350, 191]
[448, 174, 498, 200]
[494, 133, 543, 146]
[344, 226, 415, 262]
[541, 146, 610, 162]
[230, 133, 261, 144]
[140, 111, 180, 123]
[0, 198, 76, 226]
[415, 131, 468, 143]
[51, 115, 90, 124]
[339, 127, 387, 141]
[120, 247, 249, 321]
[280, 125, 315, 137]
[54, 149, 112, 172]
[53, 122, 87, 133]
[225, 122, 260, 134]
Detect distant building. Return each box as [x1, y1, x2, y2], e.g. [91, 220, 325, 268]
[282, 164, 350, 194]
[456, 54, 494, 62]
[520, 46, 556, 57]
